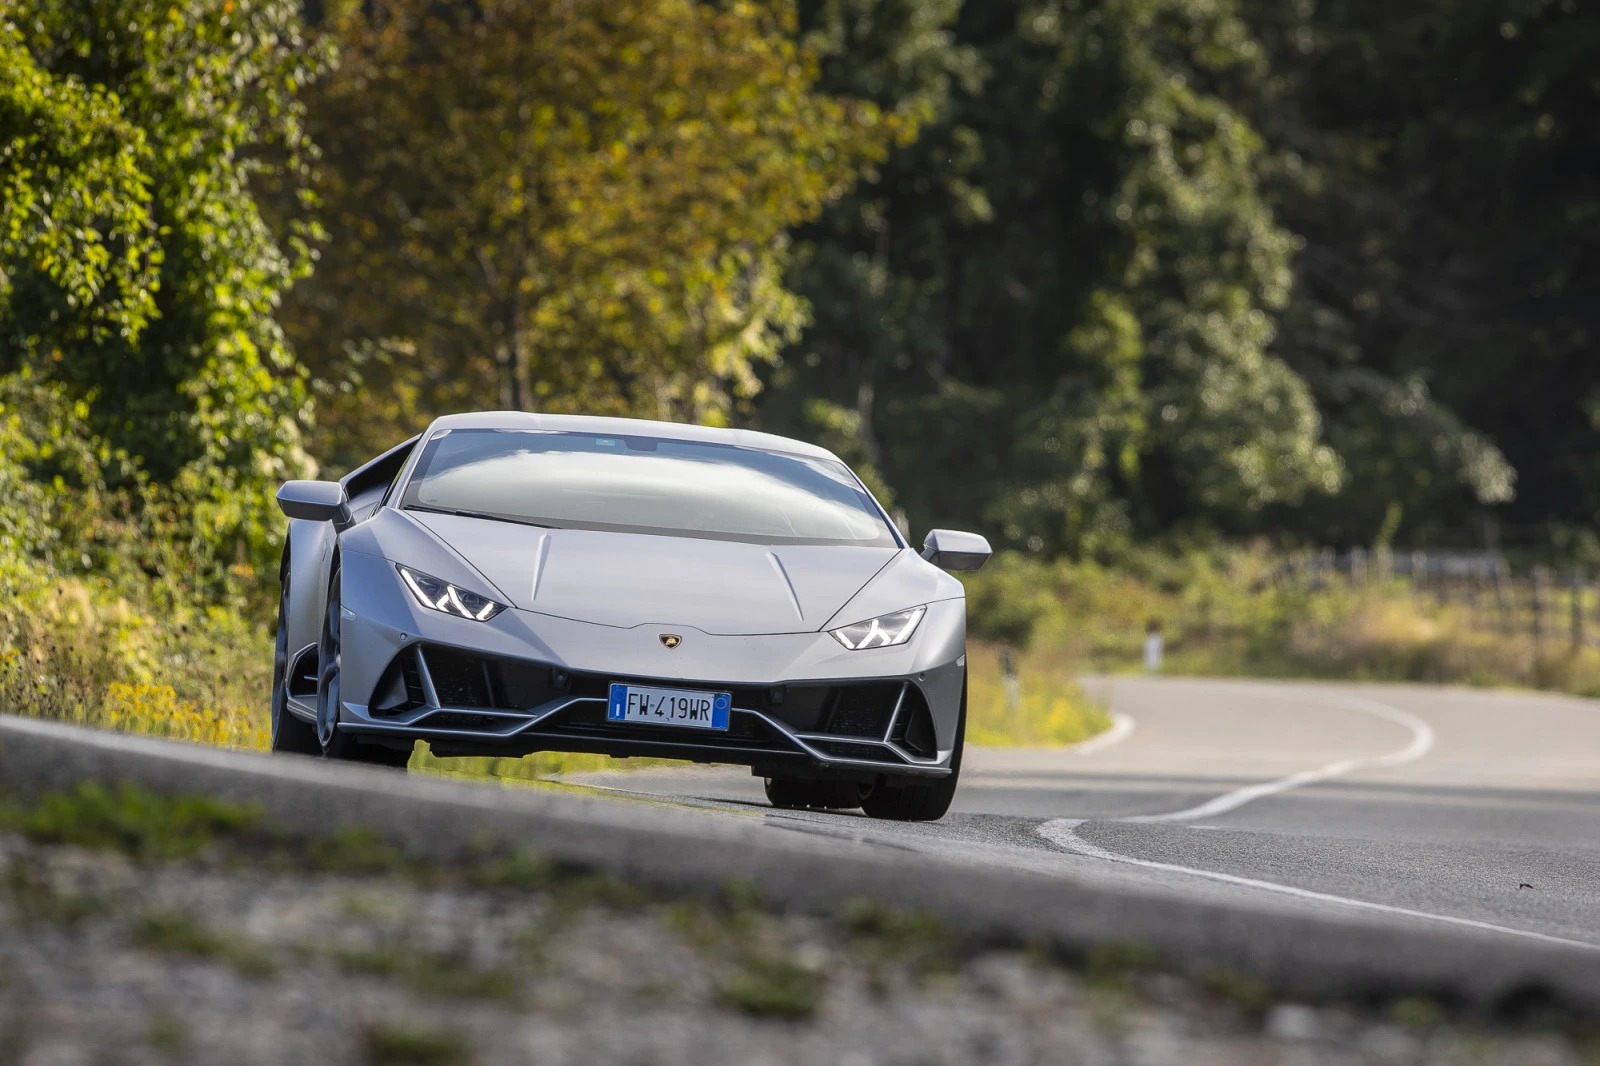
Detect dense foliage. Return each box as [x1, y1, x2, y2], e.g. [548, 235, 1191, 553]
[1, 0, 1597, 743]
[2, 0, 329, 578]
[771, 0, 1595, 557]
[287, 0, 900, 470]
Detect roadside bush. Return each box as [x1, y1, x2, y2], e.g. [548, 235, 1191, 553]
[965, 642, 1110, 747]
[0, 373, 273, 746]
[962, 543, 1600, 699]
[102, 683, 266, 749]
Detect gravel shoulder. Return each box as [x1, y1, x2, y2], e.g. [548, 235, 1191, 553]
[2, 784, 1596, 1066]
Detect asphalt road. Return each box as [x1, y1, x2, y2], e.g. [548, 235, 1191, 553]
[574, 676, 1600, 955]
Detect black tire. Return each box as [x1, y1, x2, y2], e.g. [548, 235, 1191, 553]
[862, 673, 966, 822]
[811, 780, 871, 810]
[270, 568, 321, 755]
[317, 560, 413, 769]
[763, 777, 814, 810]
[763, 777, 870, 811]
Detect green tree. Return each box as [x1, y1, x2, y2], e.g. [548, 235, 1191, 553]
[290, 0, 898, 469]
[0, 20, 159, 360]
[1238, 0, 1529, 546]
[770, 0, 1340, 553]
[0, 0, 329, 575]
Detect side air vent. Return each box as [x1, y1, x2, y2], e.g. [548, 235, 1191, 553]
[889, 685, 937, 758]
[369, 648, 428, 717]
[287, 647, 320, 699]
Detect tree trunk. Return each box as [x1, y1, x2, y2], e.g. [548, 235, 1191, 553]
[497, 288, 531, 411]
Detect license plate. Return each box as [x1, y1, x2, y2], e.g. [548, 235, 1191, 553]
[606, 683, 731, 731]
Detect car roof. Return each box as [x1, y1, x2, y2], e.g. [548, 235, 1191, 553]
[423, 411, 843, 463]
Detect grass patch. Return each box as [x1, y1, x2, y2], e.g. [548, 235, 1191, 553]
[838, 897, 958, 973]
[1389, 996, 1446, 1029]
[1, 857, 106, 926]
[361, 1022, 472, 1066]
[455, 844, 555, 893]
[0, 565, 274, 753]
[1197, 966, 1272, 1015]
[334, 944, 520, 1003]
[2, 781, 260, 862]
[145, 1013, 188, 1055]
[305, 825, 415, 877]
[716, 953, 822, 1019]
[132, 910, 279, 977]
[1084, 940, 1161, 993]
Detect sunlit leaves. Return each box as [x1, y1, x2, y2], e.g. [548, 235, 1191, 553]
[293, 0, 896, 468]
[0, 0, 329, 586]
[0, 20, 159, 351]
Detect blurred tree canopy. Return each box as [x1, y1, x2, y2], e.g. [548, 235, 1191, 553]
[288, 0, 900, 470]
[768, 0, 1596, 555]
[771, 0, 1344, 555]
[1244, 0, 1587, 547]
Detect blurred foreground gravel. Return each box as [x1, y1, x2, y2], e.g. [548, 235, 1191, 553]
[1, 819, 1595, 1066]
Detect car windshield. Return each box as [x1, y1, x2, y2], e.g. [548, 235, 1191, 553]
[400, 428, 899, 547]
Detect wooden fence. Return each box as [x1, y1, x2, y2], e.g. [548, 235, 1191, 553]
[1279, 549, 1597, 652]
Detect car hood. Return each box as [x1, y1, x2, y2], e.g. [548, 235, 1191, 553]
[406, 512, 901, 635]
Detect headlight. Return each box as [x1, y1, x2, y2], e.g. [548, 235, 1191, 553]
[397, 565, 506, 621]
[829, 606, 926, 650]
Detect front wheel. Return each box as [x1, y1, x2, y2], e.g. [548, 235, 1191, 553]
[862, 674, 965, 822]
[316, 560, 413, 769]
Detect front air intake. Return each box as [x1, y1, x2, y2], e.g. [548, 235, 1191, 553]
[822, 682, 902, 737]
[369, 648, 427, 716]
[889, 685, 937, 758]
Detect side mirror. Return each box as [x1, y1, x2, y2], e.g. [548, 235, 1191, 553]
[921, 529, 992, 572]
[277, 480, 351, 525]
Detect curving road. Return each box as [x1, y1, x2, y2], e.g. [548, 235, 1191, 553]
[574, 676, 1600, 955]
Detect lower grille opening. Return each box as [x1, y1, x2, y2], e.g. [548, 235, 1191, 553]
[372, 645, 571, 716]
[425, 646, 496, 708]
[889, 686, 937, 758]
[822, 682, 902, 738]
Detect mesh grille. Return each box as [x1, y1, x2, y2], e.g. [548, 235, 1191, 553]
[424, 647, 495, 707]
[823, 683, 901, 738]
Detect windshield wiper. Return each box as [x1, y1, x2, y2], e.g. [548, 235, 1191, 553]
[404, 504, 555, 529]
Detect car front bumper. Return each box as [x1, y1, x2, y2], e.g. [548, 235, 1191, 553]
[291, 550, 967, 780]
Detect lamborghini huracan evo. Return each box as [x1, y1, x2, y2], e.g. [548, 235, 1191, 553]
[272, 412, 990, 821]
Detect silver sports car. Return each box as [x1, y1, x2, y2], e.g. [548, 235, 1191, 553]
[271, 412, 991, 820]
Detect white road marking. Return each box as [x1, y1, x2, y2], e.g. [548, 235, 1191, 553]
[1128, 696, 1434, 823]
[1038, 692, 1600, 952]
[1041, 818, 1600, 952]
[1069, 712, 1136, 755]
